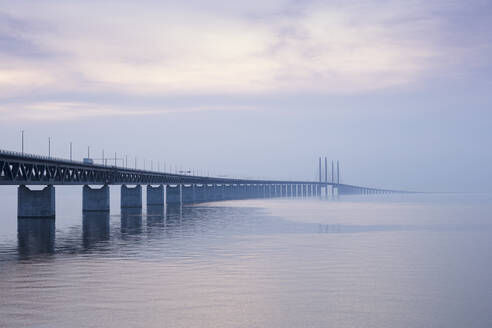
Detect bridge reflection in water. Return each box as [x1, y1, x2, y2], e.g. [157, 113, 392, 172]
[82, 211, 110, 248]
[121, 208, 143, 235]
[17, 218, 55, 256]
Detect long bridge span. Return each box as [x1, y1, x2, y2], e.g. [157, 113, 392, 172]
[0, 149, 407, 218]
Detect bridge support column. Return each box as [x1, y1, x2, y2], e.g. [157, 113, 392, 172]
[211, 184, 220, 201]
[203, 184, 212, 201]
[195, 185, 206, 203]
[121, 185, 142, 208]
[83, 185, 110, 212]
[147, 185, 164, 206]
[166, 185, 182, 204]
[18, 185, 55, 218]
[182, 185, 195, 204]
[238, 185, 245, 199]
[247, 185, 254, 199]
[281, 185, 287, 197]
[224, 184, 232, 200]
[236, 184, 243, 199]
[219, 185, 226, 200]
[275, 185, 281, 198]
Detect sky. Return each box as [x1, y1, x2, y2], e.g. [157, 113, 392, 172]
[0, 0, 491, 191]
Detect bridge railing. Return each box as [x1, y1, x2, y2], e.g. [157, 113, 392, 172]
[0, 148, 221, 180]
[0, 148, 83, 165]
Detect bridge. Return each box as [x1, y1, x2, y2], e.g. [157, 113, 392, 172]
[0, 149, 407, 218]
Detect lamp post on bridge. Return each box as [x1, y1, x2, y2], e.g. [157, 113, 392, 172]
[21, 130, 24, 155]
[70, 142, 72, 161]
[48, 137, 51, 158]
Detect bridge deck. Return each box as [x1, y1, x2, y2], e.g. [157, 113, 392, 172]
[0, 149, 407, 193]
[0, 150, 329, 186]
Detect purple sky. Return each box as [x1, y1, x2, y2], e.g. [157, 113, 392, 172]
[1, 0, 491, 191]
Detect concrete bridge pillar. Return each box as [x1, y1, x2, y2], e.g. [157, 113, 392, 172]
[248, 185, 255, 199]
[230, 184, 238, 199]
[260, 185, 266, 198]
[166, 185, 182, 204]
[287, 185, 293, 197]
[121, 185, 142, 208]
[182, 185, 195, 204]
[147, 185, 164, 206]
[216, 185, 225, 201]
[238, 185, 246, 199]
[259, 185, 265, 198]
[224, 184, 232, 200]
[204, 184, 214, 201]
[302, 184, 307, 197]
[281, 185, 287, 197]
[275, 185, 281, 198]
[194, 184, 206, 203]
[251, 185, 258, 198]
[240, 185, 247, 199]
[18, 185, 55, 218]
[83, 185, 110, 212]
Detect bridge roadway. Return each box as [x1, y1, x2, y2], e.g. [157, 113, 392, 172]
[0, 149, 403, 218]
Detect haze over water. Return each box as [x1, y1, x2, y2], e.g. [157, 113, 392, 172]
[1, 191, 491, 328]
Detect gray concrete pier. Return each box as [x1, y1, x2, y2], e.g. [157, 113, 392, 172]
[182, 185, 195, 204]
[121, 185, 142, 208]
[147, 185, 164, 206]
[83, 185, 110, 211]
[194, 185, 206, 203]
[18, 185, 55, 218]
[166, 185, 182, 204]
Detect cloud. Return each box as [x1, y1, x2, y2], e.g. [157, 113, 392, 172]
[0, 101, 259, 121]
[1, 1, 477, 95]
[0, 0, 490, 122]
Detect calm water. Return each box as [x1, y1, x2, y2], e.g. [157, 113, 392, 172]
[0, 188, 491, 328]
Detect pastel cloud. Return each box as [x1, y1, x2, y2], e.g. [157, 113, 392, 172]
[0, 101, 259, 121]
[0, 0, 490, 119]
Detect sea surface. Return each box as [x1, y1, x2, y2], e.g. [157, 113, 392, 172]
[0, 188, 491, 328]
